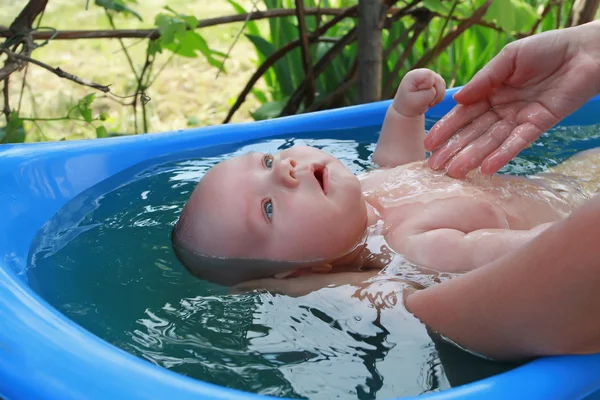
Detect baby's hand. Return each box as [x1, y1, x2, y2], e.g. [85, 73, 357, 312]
[393, 69, 446, 118]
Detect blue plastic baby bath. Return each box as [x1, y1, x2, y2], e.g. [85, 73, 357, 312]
[2, 88, 600, 400]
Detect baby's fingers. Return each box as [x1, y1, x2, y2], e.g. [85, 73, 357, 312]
[430, 74, 446, 107]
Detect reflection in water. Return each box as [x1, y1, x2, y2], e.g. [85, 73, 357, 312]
[26, 124, 600, 399]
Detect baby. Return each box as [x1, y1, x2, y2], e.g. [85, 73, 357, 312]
[172, 69, 592, 288]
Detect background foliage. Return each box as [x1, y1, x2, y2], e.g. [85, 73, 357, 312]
[0, 0, 597, 142]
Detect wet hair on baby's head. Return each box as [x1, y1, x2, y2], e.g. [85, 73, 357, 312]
[171, 217, 318, 287]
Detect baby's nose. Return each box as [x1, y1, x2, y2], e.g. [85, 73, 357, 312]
[277, 158, 299, 188]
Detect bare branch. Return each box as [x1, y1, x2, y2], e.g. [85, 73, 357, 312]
[306, 60, 357, 113]
[295, 0, 316, 108]
[525, 0, 556, 37]
[9, 0, 48, 33]
[2, 77, 10, 123]
[383, 16, 432, 98]
[0, 48, 110, 93]
[216, 0, 261, 79]
[411, 0, 492, 70]
[280, 27, 357, 117]
[557, 0, 563, 28]
[1, 0, 49, 82]
[382, 21, 416, 60]
[0, 6, 504, 42]
[1, 8, 356, 41]
[568, 0, 600, 26]
[223, 5, 359, 123]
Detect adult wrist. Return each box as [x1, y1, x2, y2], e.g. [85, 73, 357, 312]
[577, 20, 600, 63]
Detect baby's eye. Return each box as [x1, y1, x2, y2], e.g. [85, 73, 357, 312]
[263, 200, 273, 221]
[263, 154, 274, 169]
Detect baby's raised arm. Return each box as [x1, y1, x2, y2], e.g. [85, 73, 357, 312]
[373, 69, 446, 168]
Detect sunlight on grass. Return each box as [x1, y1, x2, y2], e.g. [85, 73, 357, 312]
[0, 0, 266, 141]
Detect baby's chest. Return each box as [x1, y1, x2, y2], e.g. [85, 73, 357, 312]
[360, 169, 509, 233]
[360, 165, 486, 210]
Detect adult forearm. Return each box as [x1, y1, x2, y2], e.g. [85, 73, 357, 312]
[405, 195, 600, 360]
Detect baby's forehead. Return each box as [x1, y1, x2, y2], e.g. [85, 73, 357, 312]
[184, 156, 260, 257]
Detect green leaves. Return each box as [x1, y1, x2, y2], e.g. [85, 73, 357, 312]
[250, 99, 289, 121]
[77, 93, 96, 123]
[0, 112, 25, 143]
[484, 0, 537, 34]
[95, 125, 108, 138]
[94, 0, 142, 21]
[151, 7, 225, 71]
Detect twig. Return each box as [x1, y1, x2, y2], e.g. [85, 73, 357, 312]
[9, 0, 48, 33]
[0, 9, 504, 42]
[525, 0, 556, 36]
[0, 0, 48, 82]
[105, 10, 140, 81]
[383, 16, 432, 98]
[557, 0, 563, 28]
[137, 52, 153, 134]
[216, 0, 260, 79]
[434, 0, 459, 50]
[295, 0, 316, 108]
[382, 21, 415, 60]
[1, 6, 480, 41]
[0, 48, 111, 92]
[279, 27, 357, 117]
[2, 77, 10, 123]
[282, 0, 430, 116]
[223, 5, 358, 123]
[17, 64, 28, 113]
[411, 0, 492, 70]
[146, 45, 178, 88]
[306, 59, 358, 113]
[449, 38, 465, 88]
[0, 8, 355, 41]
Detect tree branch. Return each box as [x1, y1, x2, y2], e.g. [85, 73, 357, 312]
[383, 16, 431, 98]
[411, 0, 492, 71]
[9, 0, 48, 34]
[0, 6, 505, 42]
[2, 77, 10, 123]
[223, 5, 359, 123]
[306, 59, 358, 113]
[295, 0, 316, 108]
[0, 48, 110, 93]
[279, 27, 357, 117]
[524, 0, 557, 37]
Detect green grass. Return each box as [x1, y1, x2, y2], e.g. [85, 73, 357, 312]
[0, 0, 266, 141]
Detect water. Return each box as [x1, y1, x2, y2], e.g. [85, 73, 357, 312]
[27, 122, 600, 399]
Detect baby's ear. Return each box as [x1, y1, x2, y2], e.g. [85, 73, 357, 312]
[310, 263, 333, 274]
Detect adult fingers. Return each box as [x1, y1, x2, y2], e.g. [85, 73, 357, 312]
[453, 43, 518, 105]
[480, 123, 544, 174]
[445, 119, 516, 178]
[425, 101, 491, 151]
[428, 110, 499, 170]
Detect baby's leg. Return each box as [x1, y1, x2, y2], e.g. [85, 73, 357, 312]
[548, 147, 600, 196]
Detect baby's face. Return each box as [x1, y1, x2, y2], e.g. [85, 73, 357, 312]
[181, 146, 368, 262]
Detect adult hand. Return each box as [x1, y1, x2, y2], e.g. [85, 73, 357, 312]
[425, 21, 600, 178]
